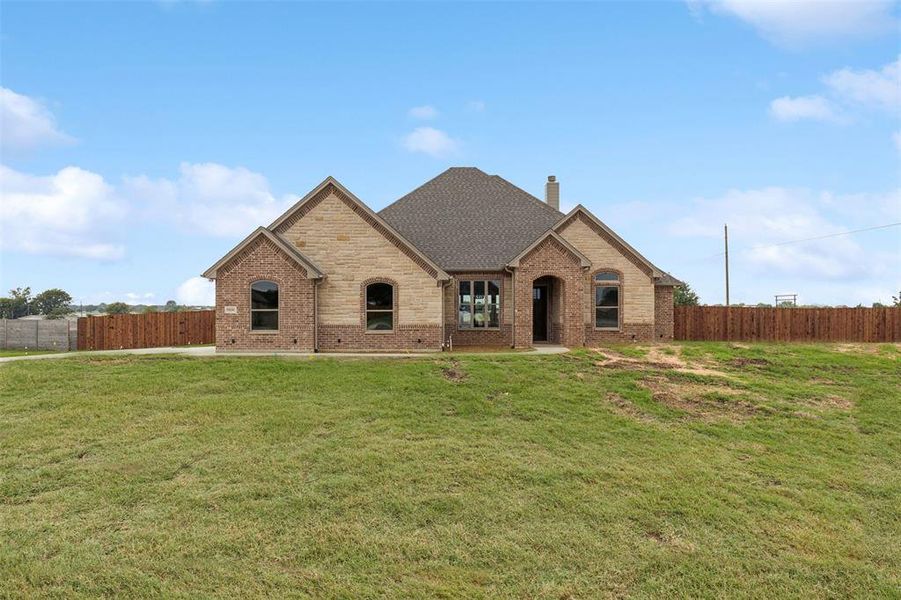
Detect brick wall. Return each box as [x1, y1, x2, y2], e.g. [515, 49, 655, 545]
[215, 236, 315, 352]
[513, 237, 585, 348]
[584, 323, 654, 345]
[654, 286, 675, 341]
[318, 324, 442, 351]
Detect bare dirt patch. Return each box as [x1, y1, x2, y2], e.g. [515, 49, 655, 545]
[645, 529, 696, 552]
[80, 357, 136, 365]
[801, 394, 853, 411]
[832, 343, 899, 355]
[593, 346, 728, 377]
[731, 357, 770, 368]
[604, 392, 657, 424]
[639, 375, 760, 421]
[442, 360, 467, 382]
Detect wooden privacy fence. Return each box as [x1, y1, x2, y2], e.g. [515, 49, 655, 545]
[77, 310, 215, 351]
[674, 306, 901, 343]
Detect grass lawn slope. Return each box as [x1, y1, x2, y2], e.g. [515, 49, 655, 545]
[1, 343, 899, 597]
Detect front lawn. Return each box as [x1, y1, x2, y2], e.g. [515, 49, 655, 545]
[1, 344, 898, 597]
[0, 349, 61, 358]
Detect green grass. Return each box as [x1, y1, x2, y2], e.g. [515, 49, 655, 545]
[0, 348, 62, 358]
[1, 343, 898, 598]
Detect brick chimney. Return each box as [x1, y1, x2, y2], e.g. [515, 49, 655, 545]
[545, 175, 559, 211]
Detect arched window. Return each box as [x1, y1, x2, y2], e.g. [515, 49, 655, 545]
[250, 281, 278, 331]
[365, 282, 394, 331]
[593, 271, 620, 330]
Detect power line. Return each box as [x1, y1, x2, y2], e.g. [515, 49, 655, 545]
[748, 221, 901, 250]
[687, 221, 901, 262]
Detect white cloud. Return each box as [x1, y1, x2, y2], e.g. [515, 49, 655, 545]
[0, 161, 295, 261]
[408, 105, 439, 120]
[687, 0, 897, 46]
[176, 276, 215, 306]
[669, 187, 900, 280]
[823, 55, 901, 112]
[402, 127, 461, 158]
[0, 164, 126, 259]
[769, 95, 837, 122]
[768, 56, 900, 142]
[125, 162, 294, 237]
[467, 100, 486, 112]
[0, 88, 74, 155]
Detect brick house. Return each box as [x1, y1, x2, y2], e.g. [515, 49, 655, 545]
[203, 168, 682, 352]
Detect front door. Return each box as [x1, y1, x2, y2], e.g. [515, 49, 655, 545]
[532, 284, 548, 342]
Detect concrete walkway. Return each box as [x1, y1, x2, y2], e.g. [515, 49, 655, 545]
[0, 344, 568, 363]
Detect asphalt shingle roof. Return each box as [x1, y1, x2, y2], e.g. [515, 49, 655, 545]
[379, 167, 563, 271]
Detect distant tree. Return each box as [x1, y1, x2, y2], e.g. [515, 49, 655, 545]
[872, 302, 887, 308]
[142, 305, 159, 313]
[32, 288, 73, 316]
[45, 307, 72, 320]
[105, 302, 130, 314]
[0, 287, 33, 319]
[164, 300, 179, 312]
[674, 282, 700, 306]
[892, 291, 901, 308]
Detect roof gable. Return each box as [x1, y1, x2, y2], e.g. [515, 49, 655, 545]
[379, 167, 563, 271]
[507, 230, 592, 268]
[202, 227, 324, 279]
[553, 205, 683, 286]
[268, 177, 450, 281]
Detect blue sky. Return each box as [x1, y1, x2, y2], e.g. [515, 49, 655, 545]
[1, 0, 899, 306]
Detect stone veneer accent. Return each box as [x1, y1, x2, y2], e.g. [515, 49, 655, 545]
[557, 212, 655, 325]
[215, 236, 315, 352]
[513, 237, 585, 348]
[317, 276, 442, 351]
[654, 286, 675, 341]
[280, 191, 443, 330]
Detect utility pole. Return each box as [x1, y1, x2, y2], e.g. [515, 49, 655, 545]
[724, 224, 730, 307]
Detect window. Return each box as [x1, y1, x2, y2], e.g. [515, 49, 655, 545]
[365, 282, 394, 331]
[458, 279, 500, 329]
[250, 281, 278, 331]
[593, 271, 620, 329]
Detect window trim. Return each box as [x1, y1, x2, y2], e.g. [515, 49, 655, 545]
[592, 269, 622, 331]
[363, 280, 395, 334]
[249, 279, 279, 333]
[457, 278, 501, 330]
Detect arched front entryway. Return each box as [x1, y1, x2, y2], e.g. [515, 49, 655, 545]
[511, 235, 587, 349]
[531, 275, 565, 344]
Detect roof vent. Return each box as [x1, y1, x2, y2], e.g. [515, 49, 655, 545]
[545, 175, 559, 211]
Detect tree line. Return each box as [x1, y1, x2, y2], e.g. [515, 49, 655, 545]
[672, 282, 901, 308]
[0, 288, 195, 319]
